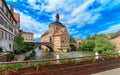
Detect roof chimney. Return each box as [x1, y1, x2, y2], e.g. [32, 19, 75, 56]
[10, 5, 14, 14]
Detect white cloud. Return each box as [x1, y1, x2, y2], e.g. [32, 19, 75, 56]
[71, 0, 94, 16]
[27, 0, 40, 10]
[16, 10, 48, 39]
[99, 24, 120, 33]
[97, 0, 120, 10]
[25, 0, 120, 29]
[6, 0, 120, 40]
[69, 28, 79, 35]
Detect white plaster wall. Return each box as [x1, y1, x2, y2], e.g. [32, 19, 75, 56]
[0, 39, 13, 51]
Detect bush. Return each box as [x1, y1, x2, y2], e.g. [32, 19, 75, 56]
[14, 42, 34, 55]
[24, 42, 34, 51]
[7, 51, 15, 60]
[94, 35, 115, 54]
[0, 47, 3, 53]
[80, 40, 95, 51]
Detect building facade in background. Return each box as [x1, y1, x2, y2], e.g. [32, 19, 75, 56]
[0, 0, 20, 51]
[19, 30, 34, 42]
[111, 31, 120, 51]
[41, 13, 70, 52]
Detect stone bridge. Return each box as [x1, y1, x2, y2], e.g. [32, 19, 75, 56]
[34, 42, 79, 51]
[34, 42, 53, 51]
[69, 43, 79, 51]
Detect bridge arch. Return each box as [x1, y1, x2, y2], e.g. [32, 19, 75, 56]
[69, 44, 77, 51]
[34, 42, 53, 52]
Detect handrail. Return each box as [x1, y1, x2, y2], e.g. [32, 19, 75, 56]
[0, 53, 119, 64]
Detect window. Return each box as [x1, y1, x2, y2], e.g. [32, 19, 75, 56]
[8, 13, 10, 19]
[4, 7, 6, 14]
[11, 36, 13, 41]
[2, 4, 4, 11]
[0, 30, 3, 39]
[9, 34, 10, 40]
[9, 25, 13, 32]
[4, 21, 7, 28]
[0, 0, 2, 8]
[9, 44, 11, 49]
[5, 32, 7, 39]
[56, 27, 58, 30]
[6, 10, 8, 17]
[0, 16, 3, 25]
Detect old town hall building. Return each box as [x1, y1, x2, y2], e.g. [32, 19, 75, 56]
[41, 13, 70, 52]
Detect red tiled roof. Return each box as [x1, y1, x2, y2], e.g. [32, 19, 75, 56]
[54, 28, 65, 36]
[19, 30, 33, 34]
[76, 38, 82, 42]
[111, 30, 120, 39]
[76, 38, 82, 41]
[14, 13, 20, 23]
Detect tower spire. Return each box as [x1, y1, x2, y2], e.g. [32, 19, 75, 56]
[56, 12, 59, 22]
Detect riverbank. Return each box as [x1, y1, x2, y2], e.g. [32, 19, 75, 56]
[15, 50, 34, 61]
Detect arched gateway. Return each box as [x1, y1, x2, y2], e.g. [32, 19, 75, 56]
[34, 42, 53, 51]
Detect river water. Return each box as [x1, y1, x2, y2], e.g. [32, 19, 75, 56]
[30, 47, 94, 60]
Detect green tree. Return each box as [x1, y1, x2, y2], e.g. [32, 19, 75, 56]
[107, 32, 116, 39]
[14, 35, 25, 51]
[24, 42, 34, 51]
[86, 34, 97, 41]
[70, 36, 76, 43]
[80, 40, 95, 51]
[94, 34, 115, 54]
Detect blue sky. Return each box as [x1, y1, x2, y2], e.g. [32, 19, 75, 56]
[6, 0, 120, 42]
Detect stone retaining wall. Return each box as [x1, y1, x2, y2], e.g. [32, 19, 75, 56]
[0, 53, 10, 62]
[15, 50, 33, 61]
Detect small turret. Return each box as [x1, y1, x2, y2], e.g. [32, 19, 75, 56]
[56, 13, 59, 22]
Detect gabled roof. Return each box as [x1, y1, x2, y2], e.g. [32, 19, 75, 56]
[19, 30, 33, 35]
[54, 28, 65, 36]
[76, 38, 82, 41]
[14, 13, 20, 23]
[111, 30, 120, 39]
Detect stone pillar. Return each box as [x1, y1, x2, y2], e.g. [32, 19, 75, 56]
[56, 54, 60, 64]
[95, 52, 99, 59]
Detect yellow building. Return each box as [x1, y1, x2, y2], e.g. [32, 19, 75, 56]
[19, 30, 34, 42]
[41, 13, 70, 52]
[111, 31, 120, 51]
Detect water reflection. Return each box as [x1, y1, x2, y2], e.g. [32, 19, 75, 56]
[30, 47, 94, 60]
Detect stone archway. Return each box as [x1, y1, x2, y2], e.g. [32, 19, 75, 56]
[69, 44, 76, 51]
[34, 45, 53, 52]
[41, 45, 54, 52]
[34, 42, 54, 52]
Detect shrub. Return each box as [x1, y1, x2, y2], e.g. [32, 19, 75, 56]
[0, 47, 3, 53]
[6, 51, 15, 60]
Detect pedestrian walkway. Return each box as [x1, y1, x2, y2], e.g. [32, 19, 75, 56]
[92, 68, 120, 75]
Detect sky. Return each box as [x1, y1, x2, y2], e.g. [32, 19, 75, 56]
[5, 0, 120, 42]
